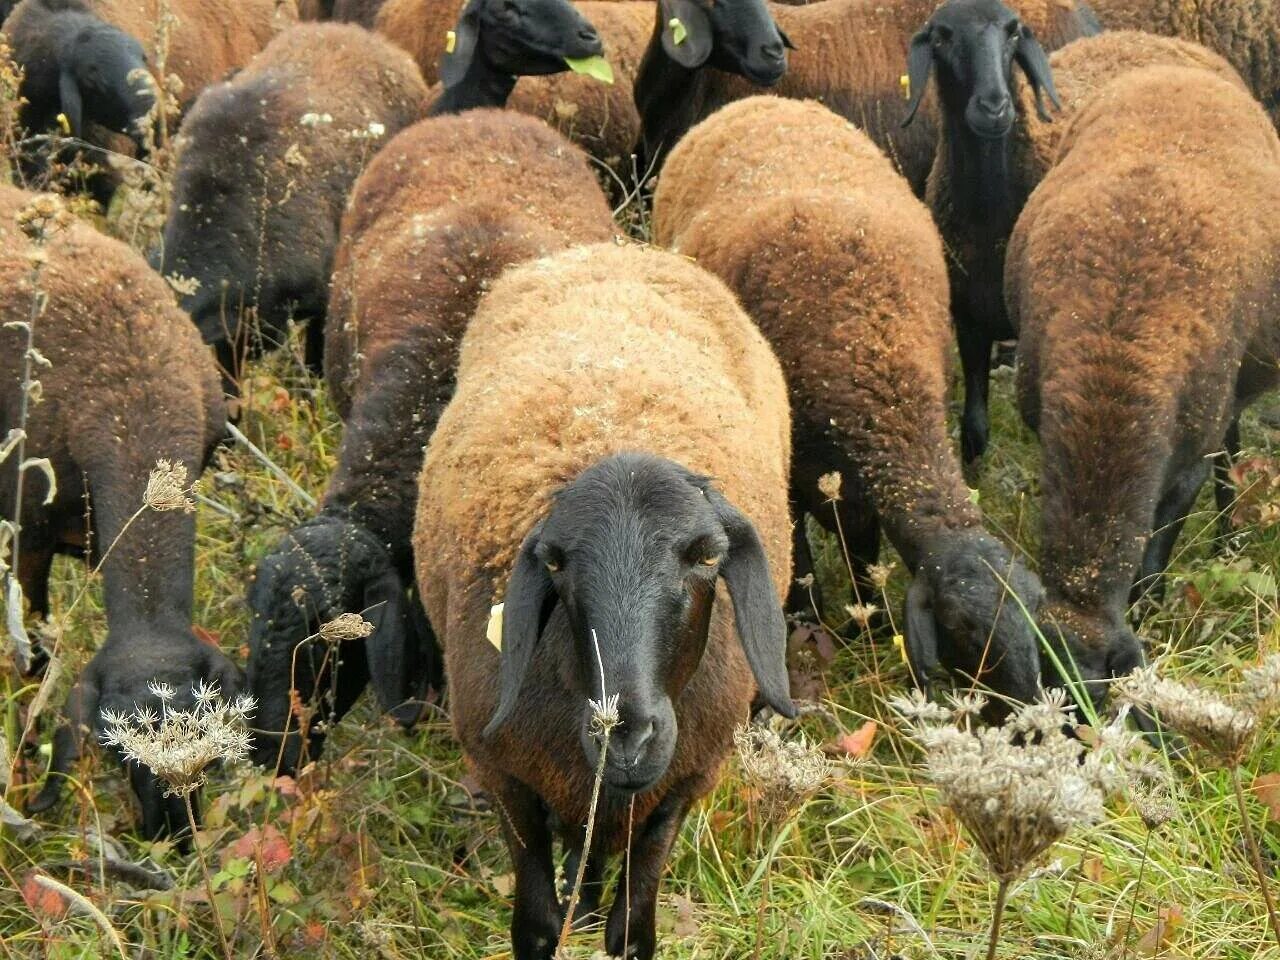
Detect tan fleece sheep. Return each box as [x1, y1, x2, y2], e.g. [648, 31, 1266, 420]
[1006, 64, 1280, 709]
[414, 242, 791, 959]
[374, 0, 457, 84]
[654, 95, 1045, 709]
[0, 184, 234, 840]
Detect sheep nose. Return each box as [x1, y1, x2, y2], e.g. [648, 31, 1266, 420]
[976, 92, 1011, 117]
[760, 39, 785, 62]
[611, 717, 657, 770]
[578, 26, 599, 44]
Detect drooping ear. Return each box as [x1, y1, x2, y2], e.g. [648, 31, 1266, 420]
[1015, 25, 1060, 122]
[659, 0, 713, 69]
[439, 0, 482, 90]
[778, 25, 796, 50]
[57, 68, 84, 138]
[362, 568, 410, 720]
[902, 26, 933, 127]
[27, 672, 100, 813]
[903, 573, 939, 694]
[485, 522, 557, 736]
[703, 486, 794, 718]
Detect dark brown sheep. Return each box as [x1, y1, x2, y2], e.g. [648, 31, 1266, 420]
[655, 96, 1044, 711]
[245, 110, 614, 773]
[0, 184, 235, 839]
[1006, 65, 1280, 715]
[160, 23, 429, 388]
[414, 242, 792, 960]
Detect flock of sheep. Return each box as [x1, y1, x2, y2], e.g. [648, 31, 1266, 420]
[2, 0, 1279, 952]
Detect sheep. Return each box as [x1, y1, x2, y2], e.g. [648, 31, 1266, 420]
[654, 95, 1044, 711]
[631, 0, 1096, 190]
[413, 242, 793, 960]
[373, 0, 458, 85]
[904, 3, 1242, 463]
[159, 23, 429, 390]
[332, 0, 384, 27]
[247, 108, 615, 773]
[1005, 64, 1280, 716]
[0, 185, 235, 839]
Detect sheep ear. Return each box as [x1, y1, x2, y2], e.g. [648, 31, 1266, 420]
[778, 26, 796, 51]
[58, 69, 84, 138]
[659, 0, 712, 69]
[904, 574, 939, 694]
[485, 523, 556, 736]
[363, 569, 411, 721]
[1015, 25, 1060, 121]
[901, 27, 932, 127]
[704, 487, 795, 718]
[439, 0, 481, 89]
[27, 673, 100, 813]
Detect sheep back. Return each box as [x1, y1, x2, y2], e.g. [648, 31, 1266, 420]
[373, 0, 456, 85]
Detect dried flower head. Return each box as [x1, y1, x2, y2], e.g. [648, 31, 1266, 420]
[1115, 664, 1260, 765]
[1239, 654, 1280, 714]
[100, 681, 255, 796]
[866, 562, 895, 590]
[15, 193, 73, 241]
[735, 725, 831, 824]
[817, 471, 843, 502]
[318, 612, 375, 642]
[845, 603, 879, 627]
[1131, 781, 1178, 831]
[144, 459, 197, 513]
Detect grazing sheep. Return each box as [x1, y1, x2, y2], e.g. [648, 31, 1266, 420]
[904, 3, 1240, 463]
[655, 96, 1044, 710]
[0, 185, 235, 839]
[1006, 65, 1280, 714]
[414, 242, 793, 960]
[160, 23, 428, 389]
[632, 0, 1095, 189]
[247, 109, 614, 772]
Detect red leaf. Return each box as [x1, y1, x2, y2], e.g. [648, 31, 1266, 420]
[230, 824, 292, 874]
[192, 625, 221, 648]
[834, 721, 878, 758]
[1253, 773, 1280, 821]
[22, 872, 69, 921]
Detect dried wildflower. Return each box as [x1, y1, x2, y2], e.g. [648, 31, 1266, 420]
[1116, 664, 1258, 765]
[735, 724, 831, 824]
[845, 602, 878, 627]
[947, 690, 989, 723]
[1131, 782, 1177, 831]
[817, 471, 842, 502]
[15, 193, 73, 241]
[318, 611, 374, 642]
[100, 681, 255, 797]
[1239, 654, 1280, 714]
[888, 688, 950, 726]
[867, 562, 895, 590]
[144, 459, 197, 513]
[795, 573, 815, 590]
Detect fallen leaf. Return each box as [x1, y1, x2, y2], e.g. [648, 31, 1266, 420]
[1253, 773, 1280, 821]
[230, 824, 292, 874]
[1134, 904, 1185, 956]
[671, 894, 697, 938]
[192, 625, 221, 648]
[22, 872, 69, 921]
[834, 721, 878, 758]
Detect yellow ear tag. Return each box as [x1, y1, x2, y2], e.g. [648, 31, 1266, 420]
[892, 632, 907, 664]
[56, 113, 71, 134]
[900, 74, 910, 100]
[486, 602, 504, 651]
[669, 17, 688, 45]
[445, 29, 457, 53]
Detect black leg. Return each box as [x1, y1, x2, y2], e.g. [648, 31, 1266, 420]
[561, 840, 607, 926]
[303, 315, 326, 378]
[604, 792, 692, 960]
[840, 502, 880, 608]
[1214, 417, 1241, 542]
[1133, 461, 1212, 607]
[957, 324, 993, 464]
[496, 779, 560, 960]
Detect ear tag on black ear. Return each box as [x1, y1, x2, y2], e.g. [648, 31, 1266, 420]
[892, 632, 907, 664]
[486, 602, 504, 651]
[445, 29, 457, 53]
[669, 17, 688, 44]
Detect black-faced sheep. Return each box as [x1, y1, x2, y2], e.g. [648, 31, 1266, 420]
[246, 110, 615, 773]
[414, 242, 793, 960]
[1006, 65, 1280, 714]
[654, 96, 1044, 711]
[159, 24, 428, 389]
[0, 184, 235, 839]
[905, 3, 1242, 463]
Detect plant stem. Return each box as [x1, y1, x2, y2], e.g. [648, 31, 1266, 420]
[556, 734, 610, 955]
[985, 878, 1011, 960]
[751, 842, 776, 960]
[184, 792, 234, 960]
[1122, 830, 1153, 959]
[1063, 840, 1090, 938]
[1230, 766, 1280, 947]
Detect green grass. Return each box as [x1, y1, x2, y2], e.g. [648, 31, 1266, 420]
[3, 243, 1280, 960]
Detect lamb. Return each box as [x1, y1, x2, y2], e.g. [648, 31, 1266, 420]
[632, 0, 1096, 190]
[159, 23, 429, 389]
[0, 185, 235, 839]
[414, 242, 793, 960]
[654, 96, 1044, 710]
[246, 110, 614, 772]
[1005, 64, 1280, 715]
[904, 3, 1242, 462]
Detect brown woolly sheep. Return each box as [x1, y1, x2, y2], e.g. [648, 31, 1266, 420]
[654, 96, 1044, 711]
[0, 184, 235, 839]
[160, 23, 428, 389]
[246, 109, 615, 773]
[332, 0, 385, 26]
[374, 0, 456, 84]
[1006, 65, 1280, 716]
[906, 5, 1242, 463]
[414, 242, 792, 960]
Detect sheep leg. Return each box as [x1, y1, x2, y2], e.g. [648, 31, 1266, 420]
[1213, 417, 1241, 543]
[17, 544, 53, 676]
[957, 324, 993, 464]
[604, 790, 692, 960]
[840, 502, 881, 609]
[560, 840, 607, 924]
[786, 511, 823, 620]
[1133, 460, 1212, 608]
[497, 779, 560, 960]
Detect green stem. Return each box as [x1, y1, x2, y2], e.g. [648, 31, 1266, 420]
[1122, 830, 1153, 959]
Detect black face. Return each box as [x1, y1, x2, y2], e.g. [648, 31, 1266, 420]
[1037, 609, 1144, 719]
[458, 0, 603, 79]
[490, 453, 793, 795]
[903, 0, 1059, 138]
[703, 0, 789, 86]
[905, 531, 1045, 719]
[69, 25, 155, 141]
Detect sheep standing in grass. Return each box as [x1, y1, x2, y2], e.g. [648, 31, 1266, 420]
[246, 110, 614, 773]
[414, 243, 793, 960]
[655, 96, 1044, 710]
[0, 185, 235, 839]
[160, 24, 428, 389]
[1006, 65, 1280, 713]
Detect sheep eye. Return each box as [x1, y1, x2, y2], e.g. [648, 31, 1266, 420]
[699, 555, 721, 567]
